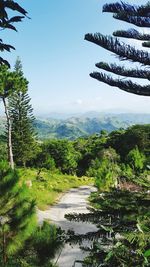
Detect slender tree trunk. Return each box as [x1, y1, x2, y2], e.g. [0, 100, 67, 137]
[2, 97, 14, 169]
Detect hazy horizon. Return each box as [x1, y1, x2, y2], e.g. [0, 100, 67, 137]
[0, 107, 150, 118]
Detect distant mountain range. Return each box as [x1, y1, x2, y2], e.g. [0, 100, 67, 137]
[34, 113, 150, 140]
[0, 113, 150, 140]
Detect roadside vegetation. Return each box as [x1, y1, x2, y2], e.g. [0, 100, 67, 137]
[20, 168, 93, 210]
[66, 125, 150, 266]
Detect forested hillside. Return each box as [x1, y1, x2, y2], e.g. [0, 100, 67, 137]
[34, 116, 130, 139]
[24, 113, 150, 139]
[1, 123, 149, 175]
[1, 113, 150, 140]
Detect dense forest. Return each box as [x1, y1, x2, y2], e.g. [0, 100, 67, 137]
[1, 123, 150, 175]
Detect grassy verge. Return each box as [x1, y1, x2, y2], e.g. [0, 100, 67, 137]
[19, 168, 94, 210]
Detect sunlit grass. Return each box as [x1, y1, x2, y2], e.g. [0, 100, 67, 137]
[19, 168, 94, 210]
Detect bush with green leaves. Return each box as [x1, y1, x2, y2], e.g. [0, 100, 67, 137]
[107, 125, 150, 162]
[126, 146, 146, 174]
[87, 148, 120, 190]
[34, 139, 80, 175]
[87, 158, 118, 191]
[30, 148, 56, 171]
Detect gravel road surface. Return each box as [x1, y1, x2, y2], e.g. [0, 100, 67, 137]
[38, 186, 97, 267]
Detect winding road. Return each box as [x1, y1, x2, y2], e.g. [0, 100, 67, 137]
[38, 185, 97, 267]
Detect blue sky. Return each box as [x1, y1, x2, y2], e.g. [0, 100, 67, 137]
[2, 0, 150, 114]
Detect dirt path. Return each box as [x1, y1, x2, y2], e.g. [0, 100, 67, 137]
[37, 185, 97, 267]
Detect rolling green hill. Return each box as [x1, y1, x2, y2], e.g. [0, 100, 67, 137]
[34, 113, 150, 140]
[1, 113, 150, 140]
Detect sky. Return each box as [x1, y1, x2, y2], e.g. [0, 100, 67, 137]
[1, 0, 150, 115]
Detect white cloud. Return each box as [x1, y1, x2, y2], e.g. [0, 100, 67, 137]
[75, 99, 83, 105]
[71, 96, 105, 111]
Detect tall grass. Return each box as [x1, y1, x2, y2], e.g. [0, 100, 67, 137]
[19, 168, 93, 210]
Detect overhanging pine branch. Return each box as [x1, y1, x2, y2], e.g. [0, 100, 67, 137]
[4, 1, 28, 16]
[0, 57, 10, 67]
[67, 230, 112, 244]
[85, 33, 150, 66]
[113, 13, 150, 28]
[95, 62, 150, 80]
[65, 211, 119, 224]
[90, 72, 150, 96]
[0, 40, 15, 52]
[0, 1, 28, 66]
[103, 2, 150, 17]
[103, 2, 136, 14]
[113, 29, 150, 41]
[0, 40, 15, 67]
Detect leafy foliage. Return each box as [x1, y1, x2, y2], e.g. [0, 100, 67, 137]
[126, 146, 146, 174]
[33, 139, 80, 175]
[107, 125, 150, 161]
[87, 148, 120, 191]
[23, 124, 150, 180]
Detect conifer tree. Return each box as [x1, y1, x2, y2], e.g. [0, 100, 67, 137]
[66, 188, 150, 266]
[8, 59, 37, 167]
[0, 65, 28, 169]
[0, 161, 36, 265]
[85, 1, 150, 96]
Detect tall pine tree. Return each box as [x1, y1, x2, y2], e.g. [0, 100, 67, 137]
[85, 1, 150, 96]
[0, 65, 28, 169]
[8, 59, 37, 167]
